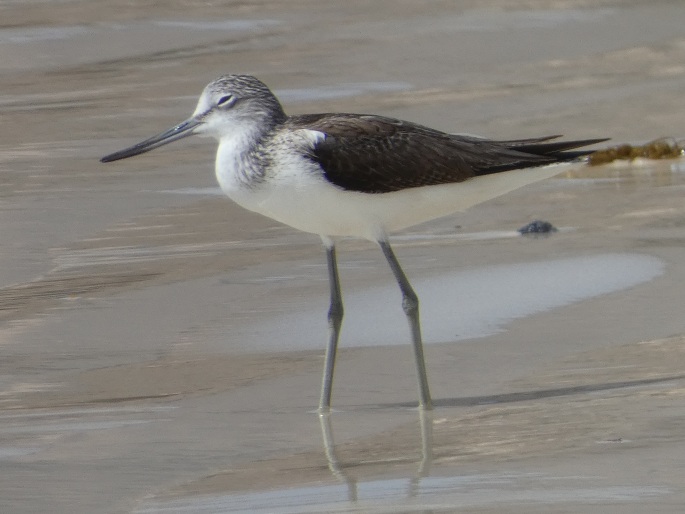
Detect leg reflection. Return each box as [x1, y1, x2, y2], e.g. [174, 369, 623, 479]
[409, 408, 434, 497]
[318, 408, 434, 501]
[319, 411, 358, 502]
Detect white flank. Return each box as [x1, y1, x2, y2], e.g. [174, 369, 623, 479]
[218, 125, 571, 241]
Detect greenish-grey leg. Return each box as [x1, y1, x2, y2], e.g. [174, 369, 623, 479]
[378, 239, 433, 410]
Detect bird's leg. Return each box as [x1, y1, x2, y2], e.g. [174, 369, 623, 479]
[378, 240, 433, 410]
[319, 240, 344, 412]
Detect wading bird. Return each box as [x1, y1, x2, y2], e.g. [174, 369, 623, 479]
[102, 74, 606, 411]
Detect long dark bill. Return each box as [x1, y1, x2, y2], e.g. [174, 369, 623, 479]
[100, 117, 203, 163]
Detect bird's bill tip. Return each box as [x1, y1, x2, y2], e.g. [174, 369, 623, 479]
[100, 117, 202, 163]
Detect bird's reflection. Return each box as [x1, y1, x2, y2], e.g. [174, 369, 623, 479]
[318, 408, 434, 502]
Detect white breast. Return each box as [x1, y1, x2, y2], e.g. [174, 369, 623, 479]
[215, 129, 570, 242]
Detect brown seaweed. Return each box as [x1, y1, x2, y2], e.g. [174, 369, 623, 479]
[588, 138, 684, 166]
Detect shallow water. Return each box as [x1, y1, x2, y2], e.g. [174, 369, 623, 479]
[134, 475, 668, 514]
[244, 253, 665, 351]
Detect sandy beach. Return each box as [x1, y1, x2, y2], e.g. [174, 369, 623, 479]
[2, 0, 685, 512]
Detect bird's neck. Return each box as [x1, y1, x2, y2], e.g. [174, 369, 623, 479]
[215, 120, 275, 191]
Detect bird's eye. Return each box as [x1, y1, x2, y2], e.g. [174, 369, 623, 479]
[217, 94, 235, 107]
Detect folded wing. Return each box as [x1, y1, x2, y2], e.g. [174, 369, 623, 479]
[289, 113, 606, 193]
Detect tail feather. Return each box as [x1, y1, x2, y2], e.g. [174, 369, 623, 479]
[470, 136, 610, 179]
[507, 137, 610, 159]
[495, 135, 563, 146]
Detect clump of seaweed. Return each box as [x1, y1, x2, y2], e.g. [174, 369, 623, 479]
[588, 138, 684, 166]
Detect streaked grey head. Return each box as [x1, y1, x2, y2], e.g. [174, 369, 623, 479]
[195, 74, 285, 124]
[101, 74, 286, 163]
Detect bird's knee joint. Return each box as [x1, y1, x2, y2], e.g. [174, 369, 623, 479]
[328, 301, 344, 323]
[402, 294, 419, 314]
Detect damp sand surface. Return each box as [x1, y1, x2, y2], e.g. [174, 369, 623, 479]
[2, 1, 685, 512]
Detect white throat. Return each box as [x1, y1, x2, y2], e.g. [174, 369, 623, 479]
[214, 122, 266, 192]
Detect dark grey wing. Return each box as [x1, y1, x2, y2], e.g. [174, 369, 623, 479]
[289, 114, 606, 194]
[292, 114, 480, 193]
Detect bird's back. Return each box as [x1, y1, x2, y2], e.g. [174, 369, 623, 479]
[285, 113, 604, 194]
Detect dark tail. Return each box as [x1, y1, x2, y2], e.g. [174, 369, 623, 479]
[499, 136, 610, 161]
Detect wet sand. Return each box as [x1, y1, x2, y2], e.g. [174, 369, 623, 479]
[2, 0, 685, 512]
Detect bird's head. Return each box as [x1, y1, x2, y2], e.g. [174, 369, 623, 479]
[101, 74, 285, 163]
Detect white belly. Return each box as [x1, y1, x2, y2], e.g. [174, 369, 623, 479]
[216, 145, 571, 242]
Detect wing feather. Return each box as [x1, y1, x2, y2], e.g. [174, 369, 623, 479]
[285, 114, 605, 193]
